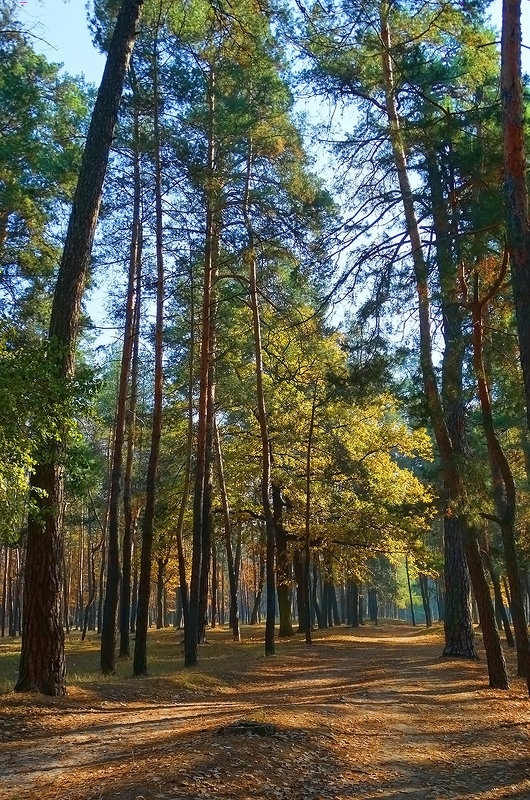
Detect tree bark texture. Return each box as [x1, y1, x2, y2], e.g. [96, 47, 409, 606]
[16, 0, 143, 695]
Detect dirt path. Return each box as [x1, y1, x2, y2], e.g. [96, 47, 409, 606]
[1, 625, 529, 800]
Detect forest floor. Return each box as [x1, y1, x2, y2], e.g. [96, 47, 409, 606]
[0, 623, 529, 800]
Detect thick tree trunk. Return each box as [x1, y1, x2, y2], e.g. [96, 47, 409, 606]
[133, 34, 164, 676]
[15, 0, 143, 696]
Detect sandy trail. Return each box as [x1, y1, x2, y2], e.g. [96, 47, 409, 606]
[1, 625, 529, 800]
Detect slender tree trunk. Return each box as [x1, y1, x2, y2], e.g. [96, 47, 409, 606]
[1, 546, 8, 637]
[293, 549, 308, 633]
[244, 142, 275, 656]
[469, 276, 530, 690]
[130, 559, 138, 633]
[156, 558, 165, 629]
[214, 420, 240, 640]
[464, 528, 509, 688]
[304, 388, 317, 644]
[406, 555, 416, 626]
[100, 160, 141, 668]
[211, 543, 217, 629]
[484, 549, 515, 648]
[273, 485, 293, 637]
[312, 563, 322, 628]
[419, 574, 432, 628]
[198, 314, 216, 643]
[15, 0, 143, 696]
[185, 68, 219, 667]
[120, 90, 142, 659]
[250, 531, 265, 625]
[349, 581, 359, 627]
[174, 267, 195, 634]
[379, 5, 475, 659]
[501, 0, 530, 434]
[133, 32, 164, 676]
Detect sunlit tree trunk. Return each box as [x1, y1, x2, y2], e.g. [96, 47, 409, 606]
[133, 29, 165, 676]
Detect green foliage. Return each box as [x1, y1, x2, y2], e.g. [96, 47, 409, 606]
[0, 4, 90, 336]
[0, 337, 98, 540]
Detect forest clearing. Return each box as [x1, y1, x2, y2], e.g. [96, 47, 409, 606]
[3, 6, 530, 799]
[1, 623, 529, 800]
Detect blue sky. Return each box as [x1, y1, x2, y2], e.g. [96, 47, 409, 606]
[18, 0, 530, 86]
[18, 0, 105, 84]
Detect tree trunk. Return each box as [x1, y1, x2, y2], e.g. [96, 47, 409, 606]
[1, 546, 8, 637]
[272, 484, 293, 638]
[419, 574, 432, 628]
[156, 558, 165, 630]
[214, 420, 240, 640]
[379, 4, 475, 659]
[469, 275, 530, 690]
[15, 0, 143, 696]
[501, 0, 530, 434]
[312, 563, 323, 629]
[100, 104, 141, 670]
[185, 67, 219, 667]
[119, 80, 143, 659]
[464, 528, 508, 688]
[406, 555, 416, 626]
[250, 531, 265, 625]
[484, 548, 515, 648]
[174, 266, 195, 634]
[133, 32, 164, 676]
[293, 549, 308, 633]
[244, 141, 276, 656]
